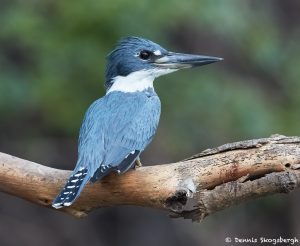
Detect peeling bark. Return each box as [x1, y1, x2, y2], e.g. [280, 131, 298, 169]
[0, 134, 300, 221]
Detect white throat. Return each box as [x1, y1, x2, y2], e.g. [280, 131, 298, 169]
[106, 69, 177, 94]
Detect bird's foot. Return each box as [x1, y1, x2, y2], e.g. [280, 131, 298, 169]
[134, 159, 142, 169]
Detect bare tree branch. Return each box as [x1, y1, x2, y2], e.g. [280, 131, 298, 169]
[0, 134, 300, 221]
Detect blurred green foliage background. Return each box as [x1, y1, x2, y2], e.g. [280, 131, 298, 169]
[0, 0, 299, 246]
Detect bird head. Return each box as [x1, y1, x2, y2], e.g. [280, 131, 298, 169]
[105, 36, 223, 92]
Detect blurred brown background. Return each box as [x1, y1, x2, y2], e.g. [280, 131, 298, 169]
[0, 0, 300, 245]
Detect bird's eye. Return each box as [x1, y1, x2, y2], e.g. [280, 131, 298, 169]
[139, 50, 151, 60]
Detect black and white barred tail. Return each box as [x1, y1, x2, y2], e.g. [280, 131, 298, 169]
[52, 167, 89, 209]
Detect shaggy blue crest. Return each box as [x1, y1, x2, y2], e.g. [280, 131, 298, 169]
[105, 36, 167, 89]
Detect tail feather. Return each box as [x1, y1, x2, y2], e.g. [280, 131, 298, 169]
[52, 167, 89, 209]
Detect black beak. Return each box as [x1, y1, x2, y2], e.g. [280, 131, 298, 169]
[154, 52, 223, 69]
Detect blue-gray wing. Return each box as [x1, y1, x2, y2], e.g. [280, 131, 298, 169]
[75, 91, 161, 181]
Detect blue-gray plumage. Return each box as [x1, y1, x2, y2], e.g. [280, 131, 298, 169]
[52, 36, 223, 208]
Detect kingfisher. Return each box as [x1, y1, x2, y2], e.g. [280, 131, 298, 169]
[52, 36, 223, 209]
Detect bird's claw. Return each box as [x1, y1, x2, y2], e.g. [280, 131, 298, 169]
[135, 159, 142, 168]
